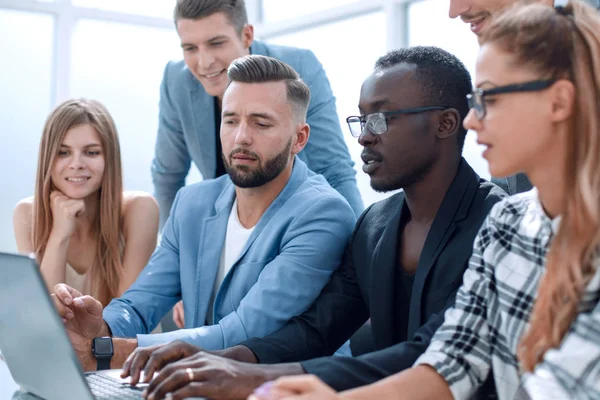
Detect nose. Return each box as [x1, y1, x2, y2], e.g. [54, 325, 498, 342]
[449, 0, 470, 19]
[68, 153, 85, 170]
[234, 121, 253, 146]
[197, 50, 216, 71]
[358, 128, 377, 147]
[463, 108, 482, 132]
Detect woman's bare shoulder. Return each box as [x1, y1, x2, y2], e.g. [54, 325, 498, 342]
[122, 191, 159, 227]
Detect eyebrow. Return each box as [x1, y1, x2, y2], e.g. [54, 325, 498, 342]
[358, 99, 391, 114]
[476, 80, 499, 89]
[222, 111, 277, 121]
[180, 34, 229, 48]
[59, 143, 102, 149]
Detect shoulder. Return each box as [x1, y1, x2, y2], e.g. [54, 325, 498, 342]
[14, 196, 34, 221]
[488, 188, 535, 221]
[289, 174, 355, 222]
[474, 179, 509, 214]
[162, 59, 198, 91]
[255, 41, 321, 76]
[177, 176, 230, 200]
[363, 191, 404, 223]
[122, 192, 159, 225]
[475, 189, 537, 245]
[299, 173, 348, 204]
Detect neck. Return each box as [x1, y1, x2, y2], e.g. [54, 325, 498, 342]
[235, 160, 294, 228]
[526, 134, 568, 219]
[403, 155, 462, 224]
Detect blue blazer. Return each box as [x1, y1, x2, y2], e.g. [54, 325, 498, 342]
[151, 40, 364, 224]
[104, 158, 356, 350]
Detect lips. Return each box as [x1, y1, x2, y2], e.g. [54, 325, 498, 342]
[361, 151, 383, 174]
[461, 14, 487, 35]
[200, 69, 226, 80]
[65, 177, 90, 182]
[470, 18, 485, 34]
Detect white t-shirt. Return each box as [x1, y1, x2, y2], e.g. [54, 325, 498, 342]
[206, 199, 255, 325]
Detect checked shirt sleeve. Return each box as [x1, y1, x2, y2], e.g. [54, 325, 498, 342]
[524, 268, 600, 400]
[414, 210, 498, 400]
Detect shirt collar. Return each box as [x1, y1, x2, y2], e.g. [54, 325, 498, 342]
[530, 187, 562, 234]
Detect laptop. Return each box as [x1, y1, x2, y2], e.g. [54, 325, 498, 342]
[0, 252, 144, 400]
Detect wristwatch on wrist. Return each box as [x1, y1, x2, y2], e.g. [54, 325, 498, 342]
[92, 336, 114, 370]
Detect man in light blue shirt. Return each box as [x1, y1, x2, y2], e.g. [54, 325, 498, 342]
[153, 0, 363, 221]
[51, 55, 356, 371]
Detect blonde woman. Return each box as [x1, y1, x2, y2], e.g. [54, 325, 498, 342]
[13, 98, 159, 307]
[249, 2, 600, 399]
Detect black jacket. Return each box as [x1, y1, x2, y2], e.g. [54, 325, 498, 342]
[242, 159, 506, 391]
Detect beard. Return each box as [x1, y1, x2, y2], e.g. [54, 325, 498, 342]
[224, 139, 293, 188]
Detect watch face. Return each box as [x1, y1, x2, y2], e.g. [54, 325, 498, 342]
[93, 338, 113, 356]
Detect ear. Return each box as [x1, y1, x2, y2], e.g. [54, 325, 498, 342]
[549, 79, 575, 123]
[437, 108, 460, 140]
[241, 24, 254, 49]
[291, 123, 310, 155]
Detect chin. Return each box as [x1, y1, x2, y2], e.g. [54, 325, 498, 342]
[369, 179, 398, 193]
[488, 163, 520, 180]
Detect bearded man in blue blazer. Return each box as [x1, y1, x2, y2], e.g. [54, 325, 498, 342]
[153, 0, 363, 223]
[51, 55, 356, 372]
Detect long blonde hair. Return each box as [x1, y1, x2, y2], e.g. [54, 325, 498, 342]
[481, 1, 600, 371]
[33, 99, 124, 306]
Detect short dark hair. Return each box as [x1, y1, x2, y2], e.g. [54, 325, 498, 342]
[227, 55, 311, 122]
[375, 46, 472, 151]
[174, 0, 248, 33]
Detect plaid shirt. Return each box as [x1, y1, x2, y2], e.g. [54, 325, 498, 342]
[415, 189, 600, 400]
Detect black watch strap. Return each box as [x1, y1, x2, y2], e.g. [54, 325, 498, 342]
[97, 357, 111, 371]
[92, 337, 114, 371]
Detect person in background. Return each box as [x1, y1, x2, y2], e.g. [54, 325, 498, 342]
[13, 98, 159, 306]
[251, 2, 600, 399]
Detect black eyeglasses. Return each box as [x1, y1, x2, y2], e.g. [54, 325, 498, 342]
[467, 79, 556, 120]
[346, 106, 447, 138]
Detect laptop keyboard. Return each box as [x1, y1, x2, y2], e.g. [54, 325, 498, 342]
[87, 373, 144, 399]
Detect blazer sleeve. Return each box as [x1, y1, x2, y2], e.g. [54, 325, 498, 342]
[298, 49, 363, 217]
[300, 284, 458, 391]
[151, 62, 192, 229]
[135, 195, 356, 350]
[103, 189, 184, 336]
[241, 209, 372, 363]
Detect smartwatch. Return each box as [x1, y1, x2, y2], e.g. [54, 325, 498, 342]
[92, 337, 114, 371]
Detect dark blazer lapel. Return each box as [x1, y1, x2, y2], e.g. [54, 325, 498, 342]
[369, 194, 405, 348]
[407, 159, 480, 334]
[192, 182, 235, 327]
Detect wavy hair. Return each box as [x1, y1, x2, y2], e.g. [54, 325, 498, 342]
[480, 1, 600, 371]
[33, 99, 124, 306]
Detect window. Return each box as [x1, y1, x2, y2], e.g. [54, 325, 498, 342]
[262, 0, 361, 23]
[0, 9, 54, 252]
[72, 0, 176, 19]
[69, 19, 194, 193]
[408, 0, 490, 180]
[267, 12, 390, 206]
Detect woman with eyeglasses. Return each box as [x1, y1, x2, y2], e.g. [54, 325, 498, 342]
[247, 2, 600, 400]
